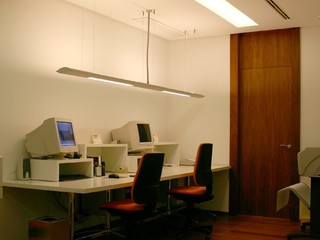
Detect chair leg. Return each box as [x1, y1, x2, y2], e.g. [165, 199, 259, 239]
[172, 203, 213, 239]
[287, 222, 320, 240]
[124, 219, 149, 240]
[301, 221, 310, 231]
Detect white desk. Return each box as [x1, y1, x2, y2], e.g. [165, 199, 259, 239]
[2, 164, 230, 239]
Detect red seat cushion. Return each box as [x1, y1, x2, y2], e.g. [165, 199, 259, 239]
[100, 198, 146, 212]
[169, 186, 207, 196]
[168, 185, 213, 203]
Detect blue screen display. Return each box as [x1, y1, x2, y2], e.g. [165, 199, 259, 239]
[57, 121, 76, 146]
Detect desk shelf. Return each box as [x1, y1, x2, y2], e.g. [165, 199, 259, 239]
[154, 142, 180, 166]
[78, 143, 180, 173]
[30, 158, 93, 182]
[78, 144, 128, 172]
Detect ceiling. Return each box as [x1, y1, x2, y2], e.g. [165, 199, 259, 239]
[65, 0, 320, 40]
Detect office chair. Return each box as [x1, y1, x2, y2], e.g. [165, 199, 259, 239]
[168, 143, 214, 240]
[99, 152, 164, 239]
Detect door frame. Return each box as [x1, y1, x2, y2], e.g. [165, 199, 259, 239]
[230, 34, 241, 215]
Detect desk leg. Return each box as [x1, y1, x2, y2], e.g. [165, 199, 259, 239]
[105, 190, 111, 231]
[168, 180, 172, 214]
[311, 177, 320, 235]
[69, 193, 75, 240]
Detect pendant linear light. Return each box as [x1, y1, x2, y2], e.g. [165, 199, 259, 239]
[57, 9, 204, 98]
[57, 67, 204, 98]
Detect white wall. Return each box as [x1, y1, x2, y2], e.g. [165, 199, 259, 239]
[299, 26, 320, 220]
[0, 0, 170, 238]
[0, 0, 171, 179]
[0, 0, 230, 239]
[301, 26, 320, 148]
[167, 36, 230, 213]
[167, 36, 230, 164]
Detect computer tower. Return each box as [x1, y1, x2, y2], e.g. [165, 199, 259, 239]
[17, 158, 31, 180]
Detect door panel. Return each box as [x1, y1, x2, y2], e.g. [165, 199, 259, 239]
[239, 67, 298, 217]
[230, 28, 300, 219]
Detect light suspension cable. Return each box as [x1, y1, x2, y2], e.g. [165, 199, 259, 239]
[146, 10, 152, 84]
[57, 8, 205, 98]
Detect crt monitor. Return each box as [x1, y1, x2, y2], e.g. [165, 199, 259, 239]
[25, 117, 78, 158]
[111, 121, 153, 152]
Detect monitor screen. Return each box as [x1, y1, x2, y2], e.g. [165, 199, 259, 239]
[137, 123, 152, 143]
[57, 121, 76, 146]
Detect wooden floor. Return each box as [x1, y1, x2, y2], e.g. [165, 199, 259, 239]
[80, 214, 307, 240]
[211, 215, 303, 240]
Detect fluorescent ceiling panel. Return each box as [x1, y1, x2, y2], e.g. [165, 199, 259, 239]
[195, 0, 258, 27]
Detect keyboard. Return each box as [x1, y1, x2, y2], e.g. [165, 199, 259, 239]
[59, 174, 90, 182]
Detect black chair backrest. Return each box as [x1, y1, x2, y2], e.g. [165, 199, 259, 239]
[131, 152, 165, 206]
[194, 143, 213, 187]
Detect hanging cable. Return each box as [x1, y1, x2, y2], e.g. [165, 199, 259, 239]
[92, 0, 96, 72]
[146, 10, 152, 84]
[81, 0, 84, 70]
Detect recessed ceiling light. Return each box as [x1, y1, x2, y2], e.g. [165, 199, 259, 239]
[195, 0, 258, 27]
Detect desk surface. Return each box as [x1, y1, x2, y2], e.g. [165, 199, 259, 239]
[3, 165, 230, 194]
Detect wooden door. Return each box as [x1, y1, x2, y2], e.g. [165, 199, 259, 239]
[230, 28, 300, 218]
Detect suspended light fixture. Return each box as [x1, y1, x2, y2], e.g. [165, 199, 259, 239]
[57, 67, 204, 98]
[57, 8, 204, 98]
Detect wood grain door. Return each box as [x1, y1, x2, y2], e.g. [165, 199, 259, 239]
[230, 28, 300, 218]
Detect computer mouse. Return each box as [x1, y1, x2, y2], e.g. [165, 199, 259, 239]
[108, 173, 119, 178]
